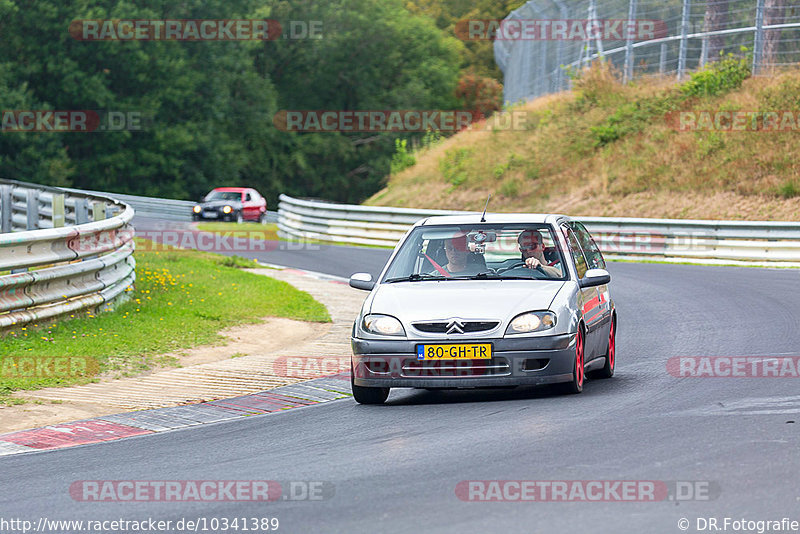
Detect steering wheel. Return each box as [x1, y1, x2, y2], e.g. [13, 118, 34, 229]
[498, 262, 547, 275]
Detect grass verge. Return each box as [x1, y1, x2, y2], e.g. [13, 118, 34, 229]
[0, 238, 330, 404]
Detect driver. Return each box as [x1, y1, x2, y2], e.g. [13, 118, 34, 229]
[517, 230, 561, 277]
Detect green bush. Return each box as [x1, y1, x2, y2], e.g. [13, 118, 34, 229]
[390, 139, 417, 175]
[439, 147, 473, 187]
[777, 180, 800, 199]
[680, 56, 751, 98]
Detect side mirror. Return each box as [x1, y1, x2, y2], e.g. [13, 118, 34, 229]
[579, 268, 611, 288]
[349, 272, 375, 291]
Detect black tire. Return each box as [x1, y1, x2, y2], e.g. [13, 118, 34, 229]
[560, 327, 585, 394]
[235, 212, 244, 224]
[589, 316, 615, 379]
[351, 364, 389, 405]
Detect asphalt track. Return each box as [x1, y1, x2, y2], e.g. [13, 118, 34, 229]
[2, 216, 799, 533]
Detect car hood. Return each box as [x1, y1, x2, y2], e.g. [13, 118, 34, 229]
[368, 280, 565, 323]
[201, 200, 241, 208]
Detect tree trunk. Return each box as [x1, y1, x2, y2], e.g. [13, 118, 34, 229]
[704, 0, 729, 62]
[763, 0, 786, 69]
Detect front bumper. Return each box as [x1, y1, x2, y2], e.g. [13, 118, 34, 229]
[351, 334, 576, 388]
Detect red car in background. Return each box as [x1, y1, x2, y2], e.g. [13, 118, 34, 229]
[192, 187, 268, 223]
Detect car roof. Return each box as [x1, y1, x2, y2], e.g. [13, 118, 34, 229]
[212, 187, 248, 192]
[417, 213, 569, 226]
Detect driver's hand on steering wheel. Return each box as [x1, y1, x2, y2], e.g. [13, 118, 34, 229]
[524, 257, 542, 269]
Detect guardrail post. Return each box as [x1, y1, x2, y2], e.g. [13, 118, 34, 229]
[623, 0, 637, 82]
[52, 193, 65, 228]
[92, 201, 105, 222]
[753, 0, 766, 75]
[26, 189, 39, 230]
[75, 198, 90, 224]
[677, 0, 691, 80]
[0, 185, 11, 233]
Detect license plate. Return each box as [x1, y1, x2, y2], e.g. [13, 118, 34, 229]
[202, 211, 218, 218]
[416, 343, 492, 360]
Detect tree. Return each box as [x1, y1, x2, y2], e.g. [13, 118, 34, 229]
[763, 0, 786, 69]
[704, 0, 729, 62]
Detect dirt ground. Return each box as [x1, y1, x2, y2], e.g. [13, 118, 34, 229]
[0, 316, 326, 434]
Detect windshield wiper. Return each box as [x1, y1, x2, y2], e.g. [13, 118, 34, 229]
[449, 272, 535, 281]
[384, 273, 442, 283]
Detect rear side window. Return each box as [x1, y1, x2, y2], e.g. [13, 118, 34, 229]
[562, 225, 588, 279]
[571, 222, 606, 270]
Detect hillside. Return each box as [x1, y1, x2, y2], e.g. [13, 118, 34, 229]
[366, 60, 800, 221]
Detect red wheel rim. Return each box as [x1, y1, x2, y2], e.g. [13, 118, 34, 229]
[608, 319, 615, 370]
[576, 329, 584, 387]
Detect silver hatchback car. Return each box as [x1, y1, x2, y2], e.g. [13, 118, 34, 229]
[348, 214, 616, 404]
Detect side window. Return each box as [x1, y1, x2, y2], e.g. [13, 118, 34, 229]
[562, 225, 588, 279]
[245, 193, 253, 201]
[571, 222, 606, 270]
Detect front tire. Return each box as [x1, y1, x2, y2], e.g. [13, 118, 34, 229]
[589, 316, 615, 379]
[560, 327, 585, 394]
[351, 364, 389, 405]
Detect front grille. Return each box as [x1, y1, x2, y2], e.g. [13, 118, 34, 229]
[412, 321, 499, 334]
[401, 357, 510, 377]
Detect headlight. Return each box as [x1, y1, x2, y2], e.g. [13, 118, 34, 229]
[505, 311, 556, 334]
[222, 205, 232, 214]
[193, 205, 201, 213]
[362, 314, 405, 336]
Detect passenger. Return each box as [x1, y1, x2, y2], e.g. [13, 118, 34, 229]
[429, 235, 481, 276]
[517, 230, 561, 277]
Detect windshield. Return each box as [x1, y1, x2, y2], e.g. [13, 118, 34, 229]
[382, 224, 567, 282]
[205, 191, 242, 201]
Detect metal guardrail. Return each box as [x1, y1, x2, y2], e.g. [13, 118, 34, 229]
[68, 188, 197, 221]
[278, 194, 800, 265]
[0, 179, 136, 329]
[70, 188, 279, 223]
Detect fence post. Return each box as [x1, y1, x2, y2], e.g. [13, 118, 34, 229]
[753, 0, 766, 75]
[590, 0, 604, 58]
[624, 0, 638, 82]
[26, 189, 39, 230]
[551, 0, 568, 90]
[52, 193, 65, 228]
[677, 0, 691, 80]
[659, 42, 668, 74]
[0, 185, 11, 233]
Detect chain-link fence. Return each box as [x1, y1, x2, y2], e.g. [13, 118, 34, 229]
[496, 0, 800, 104]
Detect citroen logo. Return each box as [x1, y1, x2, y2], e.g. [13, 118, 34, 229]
[446, 319, 465, 334]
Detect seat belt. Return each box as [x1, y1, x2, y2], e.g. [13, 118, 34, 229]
[424, 254, 451, 277]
